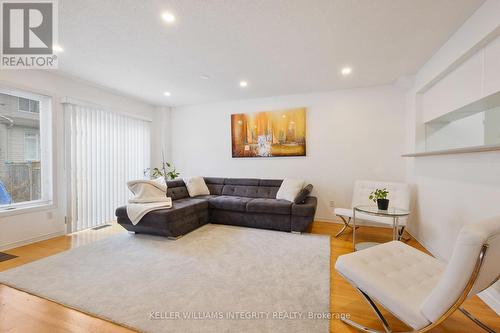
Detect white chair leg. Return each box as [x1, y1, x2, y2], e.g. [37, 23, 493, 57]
[335, 216, 354, 237]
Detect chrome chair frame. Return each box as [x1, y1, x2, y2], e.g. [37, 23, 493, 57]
[340, 244, 499, 333]
[335, 216, 354, 237]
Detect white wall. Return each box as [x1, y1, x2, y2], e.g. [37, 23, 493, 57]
[484, 106, 500, 144]
[171, 85, 407, 221]
[405, 0, 500, 313]
[0, 70, 157, 250]
[150, 106, 172, 167]
[425, 112, 485, 151]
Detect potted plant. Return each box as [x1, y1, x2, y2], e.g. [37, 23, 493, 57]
[144, 162, 180, 181]
[369, 188, 389, 210]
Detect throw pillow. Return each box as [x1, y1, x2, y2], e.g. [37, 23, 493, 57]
[276, 178, 305, 202]
[294, 184, 313, 204]
[184, 176, 210, 197]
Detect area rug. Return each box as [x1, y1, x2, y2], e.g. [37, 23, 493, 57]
[0, 224, 330, 333]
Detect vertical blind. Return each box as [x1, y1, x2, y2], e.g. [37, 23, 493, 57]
[65, 103, 150, 232]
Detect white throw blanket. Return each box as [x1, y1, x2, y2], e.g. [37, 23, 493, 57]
[126, 179, 172, 225]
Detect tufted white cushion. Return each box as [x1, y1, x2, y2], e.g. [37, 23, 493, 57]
[336, 180, 410, 227]
[421, 216, 500, 323]
[335, 241, 445, 329]
[184, 177, 210, 197]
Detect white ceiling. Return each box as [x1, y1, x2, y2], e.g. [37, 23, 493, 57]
[57, 0, 484, 106]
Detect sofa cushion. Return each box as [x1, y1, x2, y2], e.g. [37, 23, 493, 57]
[224, 178, 260, 186]
[145, 198, 208, 222]
[208, 196, 253, 212]
[204, 177, 225, 185]
[172, 197, 208, 209]
[167, 185, 189, 200]
[206, 184, 224, 195]
[222, 185, 279, 198]
[222, 185, 257, 197]
[247, 198, 292, 215]
[204, 177, 225, 194]
[256, 186, 280, 198]
[192, 194, 219, 200]
[166, 179, 185, 188]
[259, 179, 283, 187]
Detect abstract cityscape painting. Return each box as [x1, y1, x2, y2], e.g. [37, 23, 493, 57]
[231, 108, 306, 158]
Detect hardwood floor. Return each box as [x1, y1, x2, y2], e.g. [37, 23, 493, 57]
[0, 221, 498, 333]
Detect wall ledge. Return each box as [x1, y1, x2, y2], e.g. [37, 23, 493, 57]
[402, 144, 500, 157]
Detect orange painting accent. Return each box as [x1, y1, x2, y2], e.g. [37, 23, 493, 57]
[231, 108, 306, 157]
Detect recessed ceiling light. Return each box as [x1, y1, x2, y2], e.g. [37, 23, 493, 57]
[239, 81, 248, 87]
[53, 44, 64, 53]
[341, 67, 352, 75]
[161, 12, 176, 23]
[163, 91, 171, 97]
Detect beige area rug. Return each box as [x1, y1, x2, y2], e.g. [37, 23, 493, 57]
[0, 224, 330, 333]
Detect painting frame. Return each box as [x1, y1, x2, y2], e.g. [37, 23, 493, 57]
[231, 107, 307, 158]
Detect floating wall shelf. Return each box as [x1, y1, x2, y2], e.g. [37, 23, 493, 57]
[402, 144, 500, 157]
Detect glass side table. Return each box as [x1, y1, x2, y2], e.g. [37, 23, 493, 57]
[353, 205, 410, 251]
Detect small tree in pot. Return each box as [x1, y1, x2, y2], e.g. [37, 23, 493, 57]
[369, 188, 389, 210]
[144, 162, 180, 181]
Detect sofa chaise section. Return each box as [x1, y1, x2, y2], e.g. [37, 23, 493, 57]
[116, 180, 209, 238]
[116, 177, 317, 237]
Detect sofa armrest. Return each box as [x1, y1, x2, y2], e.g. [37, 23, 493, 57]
[292, 196, 317, 217]
[115, 205, 127, 218]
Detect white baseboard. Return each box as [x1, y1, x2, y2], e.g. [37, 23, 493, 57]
[0, 231, 65, 252]
[479, 288, 500, 315]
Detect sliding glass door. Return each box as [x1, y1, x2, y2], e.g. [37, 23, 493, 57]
[64, 102, 150, 232]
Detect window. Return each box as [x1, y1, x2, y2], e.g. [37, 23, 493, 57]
[0, 88, 52, 210]
[24, 133, 40, 161]
[18, 97, 40, 114]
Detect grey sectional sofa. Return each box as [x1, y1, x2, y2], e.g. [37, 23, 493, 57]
[115, 177, 317, 238]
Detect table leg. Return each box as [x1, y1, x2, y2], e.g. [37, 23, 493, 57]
[392, 217, 396, 240]
[394, 217, 399, 241]
[353, 208, 356, 250]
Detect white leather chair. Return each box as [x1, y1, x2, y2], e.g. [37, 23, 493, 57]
[335, 216, 500, 333]
[334, 180, 410, 238]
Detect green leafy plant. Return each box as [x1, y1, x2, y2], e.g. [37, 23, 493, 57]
[144, 162, 180, 181]
[369, 188, 389, 202]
